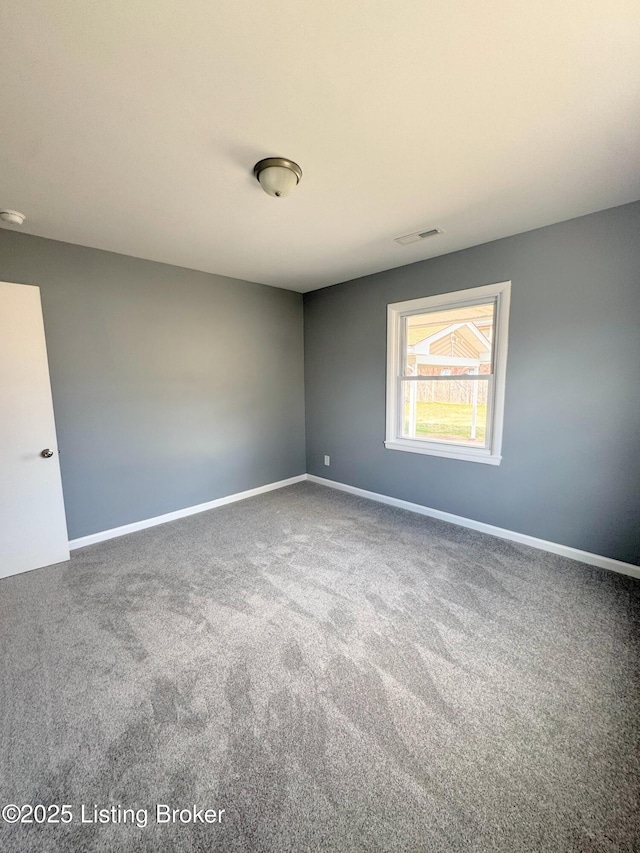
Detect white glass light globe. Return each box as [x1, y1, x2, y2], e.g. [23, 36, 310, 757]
[258, 166, 299, 198]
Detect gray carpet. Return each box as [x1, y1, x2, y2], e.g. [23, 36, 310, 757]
[0, 481, 638, 852]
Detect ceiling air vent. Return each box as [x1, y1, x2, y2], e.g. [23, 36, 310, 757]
[394, 227, 443, 246]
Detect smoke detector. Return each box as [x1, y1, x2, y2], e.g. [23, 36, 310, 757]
[0, 210, 26, 226]
[394, 227, 442, 246]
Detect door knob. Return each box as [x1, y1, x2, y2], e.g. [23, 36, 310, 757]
[41, 449, 54, 458]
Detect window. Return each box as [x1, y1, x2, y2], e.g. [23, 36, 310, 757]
[385, 281, 510, 464]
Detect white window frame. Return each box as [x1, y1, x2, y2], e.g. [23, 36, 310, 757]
[385, 281, 511, 465]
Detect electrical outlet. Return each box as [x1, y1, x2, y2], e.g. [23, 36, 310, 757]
[324, 455, 330, 466]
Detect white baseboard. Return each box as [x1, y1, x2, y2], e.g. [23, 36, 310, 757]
[307, 474, 640, 581]
[69, 471, 639, 581]
[69, 475, 307, 550]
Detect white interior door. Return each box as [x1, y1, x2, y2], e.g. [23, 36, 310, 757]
[0, 281, 69, 579]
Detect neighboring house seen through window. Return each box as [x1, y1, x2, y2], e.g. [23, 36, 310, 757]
[385, 281, 511, 464]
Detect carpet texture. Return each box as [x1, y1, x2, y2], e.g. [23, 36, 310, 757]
[0, 481, 638, 852]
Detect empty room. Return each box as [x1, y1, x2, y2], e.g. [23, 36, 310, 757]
[1, 2, 639, 851]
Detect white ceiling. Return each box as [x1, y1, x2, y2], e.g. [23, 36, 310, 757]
[1, 1, 639, 292]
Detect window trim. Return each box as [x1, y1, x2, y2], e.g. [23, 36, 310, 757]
[385, 281, 511, 465]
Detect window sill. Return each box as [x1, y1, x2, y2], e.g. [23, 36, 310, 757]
[384, 439, 502, 465]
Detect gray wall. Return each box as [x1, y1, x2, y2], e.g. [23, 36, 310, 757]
[0, 231, 305, 539]
[304, 201, 640, 565]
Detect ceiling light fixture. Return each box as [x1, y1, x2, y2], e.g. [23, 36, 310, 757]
[0, 209, 26, 226]
[253, 158, 302, 198]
